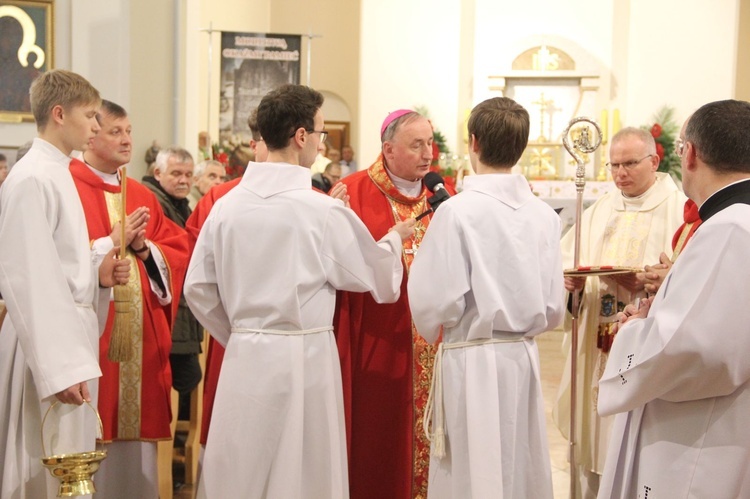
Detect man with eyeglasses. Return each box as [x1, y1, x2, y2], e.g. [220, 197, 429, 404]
[554, 126, 686, 498]
[597, 99, 750, 498]
[184, 84, 415, 498]
[184, 108, 268, 460]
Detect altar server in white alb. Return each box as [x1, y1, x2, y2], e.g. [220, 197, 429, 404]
[597, 100, 750, 498]
[0, 70, 129, 498]
[185, 84, 414, 499]
[408, 96, 565, 498]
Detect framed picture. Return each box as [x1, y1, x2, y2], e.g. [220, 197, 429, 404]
[325, 121, 350, 154]
[0, 0, 54, 123]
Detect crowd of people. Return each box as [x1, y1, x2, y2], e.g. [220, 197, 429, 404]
[1, 68, 749, 499]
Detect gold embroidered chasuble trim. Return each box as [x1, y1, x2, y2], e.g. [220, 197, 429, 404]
[105, 191, 144, 439]
[600, 211, 653, 267]
[593, 210, 654, 410]
[367, 157, 436, 497]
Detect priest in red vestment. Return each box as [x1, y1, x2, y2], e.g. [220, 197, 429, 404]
[70, 100, 189, 499]
[336, 109, 453, 499]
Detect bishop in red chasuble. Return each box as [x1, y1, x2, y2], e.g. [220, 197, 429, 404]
[336, 110, 452, 499]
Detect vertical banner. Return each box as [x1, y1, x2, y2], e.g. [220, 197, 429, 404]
[219, 32, 301, 143]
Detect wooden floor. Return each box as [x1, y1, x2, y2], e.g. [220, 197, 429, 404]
[171, 329, 570, 499]
[538, 329, 572, 498]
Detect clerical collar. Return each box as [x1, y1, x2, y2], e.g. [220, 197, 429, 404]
[698, 178, 750, 222]
[83, 158, 120, 186]
[620, 179, 657, 211]
[384, 165, 423, 197]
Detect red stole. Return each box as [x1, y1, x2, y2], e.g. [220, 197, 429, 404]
[70, 158, 190, 441]
[671, 199, 702, 260]
[336, 155, 439, 499]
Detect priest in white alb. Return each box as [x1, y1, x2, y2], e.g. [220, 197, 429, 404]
[409, 97, 564, 498]
[597, 99, 750, 498]
[554, 126, 686, 497]
[184, 84, 414, 499]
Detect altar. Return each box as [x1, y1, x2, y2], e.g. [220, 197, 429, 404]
[530, 179, 614, 234]
[480, 43, 618, 235]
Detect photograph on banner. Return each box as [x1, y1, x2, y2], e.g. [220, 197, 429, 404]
[219, 31, 301, 144]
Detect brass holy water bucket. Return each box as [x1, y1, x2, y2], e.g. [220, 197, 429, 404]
[40, 401, 107, 497]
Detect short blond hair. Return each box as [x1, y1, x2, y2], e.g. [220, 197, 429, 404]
[30, 70, 101, 130]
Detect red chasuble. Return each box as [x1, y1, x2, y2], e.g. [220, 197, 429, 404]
[185, 177, 240, 445]
[336, 155, 440, 499]
[70, 159, 190, 441]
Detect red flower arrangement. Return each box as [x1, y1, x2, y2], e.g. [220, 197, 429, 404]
[642, 107, 681, 180]
[212, 139, 253, 179]
[655, 142, 665, 160]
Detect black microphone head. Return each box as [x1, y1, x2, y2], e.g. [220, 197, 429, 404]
[423, 171, 445, 192]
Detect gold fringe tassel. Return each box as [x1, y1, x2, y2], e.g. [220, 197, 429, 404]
[107, 284, 134, 362]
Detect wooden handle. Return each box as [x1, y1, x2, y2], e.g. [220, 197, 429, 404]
[120, 166, 127, 256]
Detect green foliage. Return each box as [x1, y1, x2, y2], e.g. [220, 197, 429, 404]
[433, 129, 450, 154]
[414, 105, 451, 155]
[641, 106, 682, 181]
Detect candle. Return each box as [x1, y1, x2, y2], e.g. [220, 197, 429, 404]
[612, 109, 621, 135]
[600, 109, 608, 143]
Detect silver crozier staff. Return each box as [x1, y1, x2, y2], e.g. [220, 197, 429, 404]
[561, 117, 603, 499]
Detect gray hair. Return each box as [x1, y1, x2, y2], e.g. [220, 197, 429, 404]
[611, 127, 657, 155]
[194, 159, 224, 178]
[381, 112, 425, 144]
[154, 146, 194, 173]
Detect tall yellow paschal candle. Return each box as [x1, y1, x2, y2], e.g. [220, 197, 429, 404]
[600, 109, 608, 143]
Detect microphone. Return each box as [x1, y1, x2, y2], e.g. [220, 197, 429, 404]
[416, 172, 451, 220]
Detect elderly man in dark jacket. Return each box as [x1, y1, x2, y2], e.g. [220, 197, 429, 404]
[144, 145, 203, 418]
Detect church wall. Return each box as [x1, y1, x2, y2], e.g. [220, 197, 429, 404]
[358, 0, 463, 169]
[466, 0, 742, 157]
[624, 0, 740, 127]
[2, 0, 747, 179]
[128, 0, 175, 178]
[269, 0, 361, 161]
[472, 0, 614, 178]
[187, 0, 272, 172]
[734, 0, 750, 101]
[68, 0, 177, 178]
[66, 0, 272, 179]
